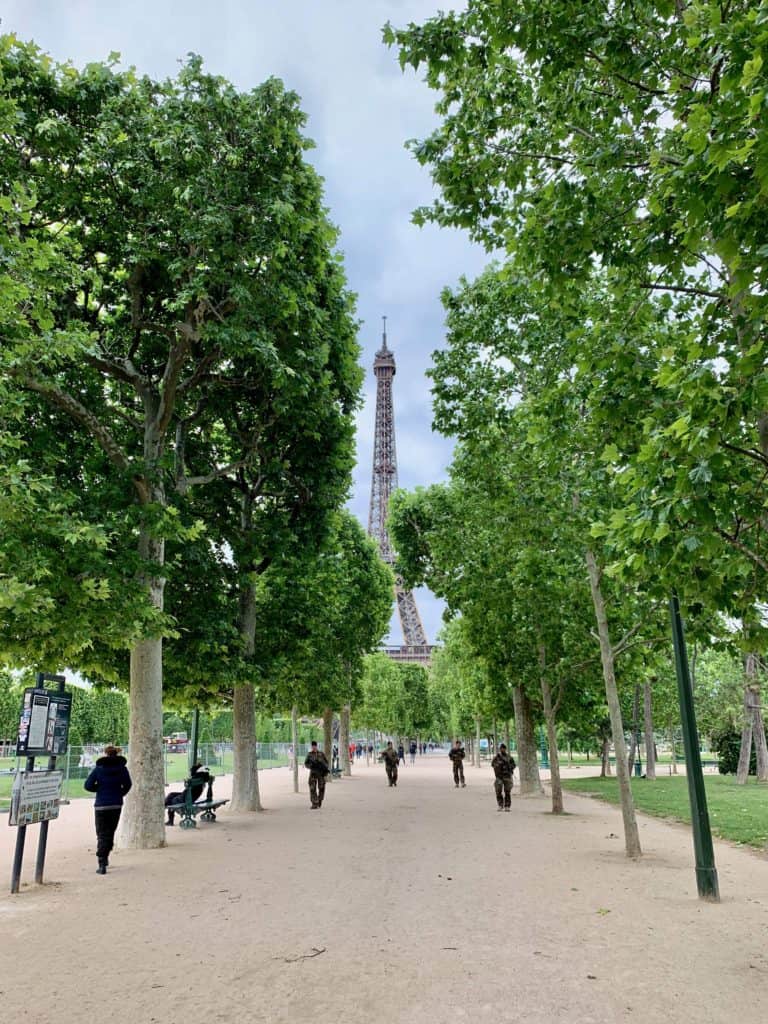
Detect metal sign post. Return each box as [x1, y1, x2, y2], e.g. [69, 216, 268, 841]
[34, 674, 66, 884]
[9, 673, 69, 895]
[669, 595, 720, 901]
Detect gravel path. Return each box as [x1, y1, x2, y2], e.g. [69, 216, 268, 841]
[1, 754, 767, 1023]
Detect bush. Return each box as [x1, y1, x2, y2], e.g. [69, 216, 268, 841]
[711, 727, 767, 775]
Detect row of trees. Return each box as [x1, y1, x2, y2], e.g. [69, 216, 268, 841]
[0, 39, 393, 845]
[385, 0, 768, 857]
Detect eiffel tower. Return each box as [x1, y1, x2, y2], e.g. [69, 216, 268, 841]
[368, 318, 433, 664]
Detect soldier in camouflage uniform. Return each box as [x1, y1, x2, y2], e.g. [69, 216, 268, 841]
[448, 739, 466, 787]
[381, 741, 399, 787]
[304, 740, 330, 809]
[491, 743, 516, 811]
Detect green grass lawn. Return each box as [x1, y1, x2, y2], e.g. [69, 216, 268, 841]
[563, 774, 768, 849]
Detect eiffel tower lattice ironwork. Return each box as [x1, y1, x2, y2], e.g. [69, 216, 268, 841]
[367, 318, 433, 664]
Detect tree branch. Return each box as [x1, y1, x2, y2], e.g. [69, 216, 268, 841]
[639, 282, 724, 300]
[718, 439, 768, 469]
[714, 527, 768, 574]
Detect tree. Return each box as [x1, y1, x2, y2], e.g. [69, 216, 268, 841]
[387, 2, 768, 787]
[1, 41, 360, 845]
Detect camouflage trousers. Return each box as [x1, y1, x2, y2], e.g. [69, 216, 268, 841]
[494, 776, 512, 808]
[385, 763, 398, 786]
[452, 761, 465, 786]
[309, 774, 326, 807]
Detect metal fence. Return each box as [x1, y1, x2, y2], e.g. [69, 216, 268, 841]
[0, 742, 308, 813]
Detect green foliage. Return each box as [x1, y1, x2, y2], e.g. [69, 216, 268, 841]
[711, 726, 768, 776]
[355, 654, 435, 737]
[0, 668, 22, 739]
[0, 38, 362, 697]
[388, 1, 768, 640]
[67, 685, 129, 745]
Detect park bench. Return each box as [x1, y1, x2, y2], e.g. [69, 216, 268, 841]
[170, 775, 228, 830]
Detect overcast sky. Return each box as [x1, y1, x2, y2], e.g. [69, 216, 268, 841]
[4, 1, 489, 643]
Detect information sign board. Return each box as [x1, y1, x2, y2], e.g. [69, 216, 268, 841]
[8, 770, 64, 827]
[16, 688, 72, 757]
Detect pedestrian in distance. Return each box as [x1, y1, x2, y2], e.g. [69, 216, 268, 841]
[83, 744, 132, 874]
[304, 740, 330, 809]
[409, 740, 417, 765]
[449, 739, 466, 788]
[397, 742, 406, 766]
[381, 741, 399, 787]
[492, 743, 516, 811]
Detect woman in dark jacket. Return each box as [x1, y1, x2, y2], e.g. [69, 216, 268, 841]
[83, 745, 132, 874]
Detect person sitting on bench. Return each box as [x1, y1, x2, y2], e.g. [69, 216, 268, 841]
[165, 763, 212, 825]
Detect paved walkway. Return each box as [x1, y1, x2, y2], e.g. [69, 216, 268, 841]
[1, 755, 767, 1023]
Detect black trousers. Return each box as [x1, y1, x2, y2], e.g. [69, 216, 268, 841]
[309, 774, 326, 807]
[95, 807, 122, 862]
[452, 760, 465, 785]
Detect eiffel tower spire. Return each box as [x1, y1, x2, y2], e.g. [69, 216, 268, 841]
[368, 318, 428, 649]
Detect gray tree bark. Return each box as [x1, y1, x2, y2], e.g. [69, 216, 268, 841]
[475, 716, 482, 767]
[585, 548, 641, 858]
[746, 655, 768, 782]
[341, 703, 351, 776]
[120, 525, 166, 849]
[230, 685, 262, 811]
[644, 679, 656, 780]
[512, 684, 543, 796]
[627, 683, 640, 775]
[539, 647, 563, 814]
[291, 705, 299, 794]
[323, 708, 333, 781]
[669, 726, 678, 774]
[230, 578, 262, 812]
[736, 684, 754, 785]
[600, 736, 611, 778]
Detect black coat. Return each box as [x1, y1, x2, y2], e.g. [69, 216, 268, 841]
[84, 755, 132, 808]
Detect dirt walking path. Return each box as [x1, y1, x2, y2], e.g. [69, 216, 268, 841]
[1, 754, 767, 1024]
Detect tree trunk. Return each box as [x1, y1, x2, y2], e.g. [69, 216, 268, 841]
[492, 718, 498, 757]
[323, 708, 333, 780]
[291, 705, 299, 794]
[736, 684, 754, 785]
[120, 527, 165, 850]
[539, 648, 563, 814]
[585, 548, 641, 858]
[746, 654, 768, 782]
[600, 736, 611, 778]
[230, 684, 261, 811]
[121, 634, 166, 848]
[341, 703, 351, 776]
[753, 699, 768, 783]
[644, 679, 656, 780]
[512, 684, 543, 796]
[505, 720, 511, 751]
[230, 578, 262, 811]
[627, 682, 640, 775]
[475, 715, 482, 767]
[669, 726, 678, 774]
